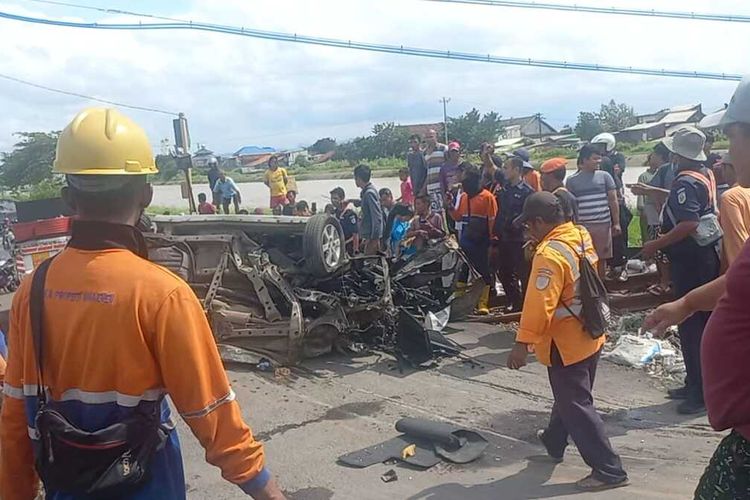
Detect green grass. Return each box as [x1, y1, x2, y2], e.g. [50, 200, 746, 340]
[629, 213, 643, 247]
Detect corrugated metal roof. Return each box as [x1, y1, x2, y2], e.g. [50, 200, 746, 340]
[659, 110, 700, 124]
[620, 122, 662, 132]
[234, 145, 277, 156]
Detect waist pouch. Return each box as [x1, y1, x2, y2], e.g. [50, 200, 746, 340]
[693, 212, 723, 247]
[30, 258, 169, 498]
[34, 405, 169, 497]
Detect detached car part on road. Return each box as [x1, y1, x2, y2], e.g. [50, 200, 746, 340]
[147, 214, 476, 365]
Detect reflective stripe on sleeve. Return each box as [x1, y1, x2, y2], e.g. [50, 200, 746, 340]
[180, 389, 236, 420]
[2, 383, 24, 399]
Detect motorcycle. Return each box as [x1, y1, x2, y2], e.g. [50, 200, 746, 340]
[0, 258, 19, 292]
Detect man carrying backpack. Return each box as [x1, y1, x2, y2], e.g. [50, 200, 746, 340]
[507, 192, 628, 493]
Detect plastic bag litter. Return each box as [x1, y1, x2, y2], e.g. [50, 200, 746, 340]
[604, 334, 677, 368]
[425, 306, 450, 332]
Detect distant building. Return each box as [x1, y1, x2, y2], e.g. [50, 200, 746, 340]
[498, 115, 557, 140]
[234, 145, 277, 169]
[234, 145, 308, 170]
[616, 104, 705, 143]
[192, 146, 216, 168]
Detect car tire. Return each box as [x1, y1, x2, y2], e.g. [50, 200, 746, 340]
[304, 214, 345, 276]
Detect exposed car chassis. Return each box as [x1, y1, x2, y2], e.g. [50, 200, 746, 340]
[146, 214, 480, 365]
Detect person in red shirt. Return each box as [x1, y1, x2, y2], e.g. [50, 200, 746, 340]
[398, 167, 414, 206]
[644, 76, 750, 498]
[197, 192, 216, 214]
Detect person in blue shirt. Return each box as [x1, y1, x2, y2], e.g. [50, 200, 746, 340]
[213, 171, 242, 214]
[641, 127, 721, 415]
[493, 156, 535, 313]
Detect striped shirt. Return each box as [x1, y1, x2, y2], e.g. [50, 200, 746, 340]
[565, 170, 616, 225]
[424, 143, 447, 168]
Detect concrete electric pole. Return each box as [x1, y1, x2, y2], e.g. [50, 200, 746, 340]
[440, 97, 451, 144]
[173, 113, 197, 214]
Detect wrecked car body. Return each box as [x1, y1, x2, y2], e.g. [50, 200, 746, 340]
[147, 214, 476, 365]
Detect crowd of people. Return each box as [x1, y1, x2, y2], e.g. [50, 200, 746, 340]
[201, 155, 313, 217]
[2, 76, 750, 498]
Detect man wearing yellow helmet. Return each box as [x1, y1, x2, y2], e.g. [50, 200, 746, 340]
[0, 108, 285, 500]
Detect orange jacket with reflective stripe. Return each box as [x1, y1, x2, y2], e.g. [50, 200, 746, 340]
[0, 244, 266, 499]
[516, 222, 606, 366]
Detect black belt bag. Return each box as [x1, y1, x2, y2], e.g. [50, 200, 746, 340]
[30, 258, 169, 498]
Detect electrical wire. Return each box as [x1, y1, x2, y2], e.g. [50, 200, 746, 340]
[423, 0, 750, 23]
[0, 9, 741, 82]
[0, 71, 179, 115]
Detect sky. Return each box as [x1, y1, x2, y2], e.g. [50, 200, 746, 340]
[0, 0, 747, 155]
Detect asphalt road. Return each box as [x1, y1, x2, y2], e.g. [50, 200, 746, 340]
[177, 322, 720, 499]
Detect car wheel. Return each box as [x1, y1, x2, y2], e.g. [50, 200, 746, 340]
[304, 214, 345, 276]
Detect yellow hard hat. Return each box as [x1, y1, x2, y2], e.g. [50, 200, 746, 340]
[53, 107, 158, 175]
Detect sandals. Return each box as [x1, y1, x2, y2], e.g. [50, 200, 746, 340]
[576, 474, 630, 492]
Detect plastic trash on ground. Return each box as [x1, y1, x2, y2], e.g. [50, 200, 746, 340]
[604, 334, 677, 369]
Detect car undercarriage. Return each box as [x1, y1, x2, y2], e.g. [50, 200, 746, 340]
[146, 214, 481, 366]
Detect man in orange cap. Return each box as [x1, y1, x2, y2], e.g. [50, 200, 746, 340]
[541, 157, 578, 223]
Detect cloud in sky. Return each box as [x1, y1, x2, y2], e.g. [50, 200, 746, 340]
[0, 0, 747, 154]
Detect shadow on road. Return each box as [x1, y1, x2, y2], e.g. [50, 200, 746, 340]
[407, 459, 579, 500]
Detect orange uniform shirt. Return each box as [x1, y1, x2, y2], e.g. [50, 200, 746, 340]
[0, 242, 267, 499]
[719, 185, 750, 266]
[523, 170, 542, 192]
[516, 222, 606, 366]
[448, 189, 498, 237]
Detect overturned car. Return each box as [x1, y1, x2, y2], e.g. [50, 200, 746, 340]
[146, 214, 481, 365]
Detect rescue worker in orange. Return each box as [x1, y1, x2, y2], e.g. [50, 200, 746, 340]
[448, 163, 497, 315]
[507, 192, 628, 492]
[511, 148, 541, 192]
[0, 108, 285, 500]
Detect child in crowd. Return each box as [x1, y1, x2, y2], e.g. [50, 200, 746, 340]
[398, 167, 414, 206]
[295, 201, 312, 216]
[197, 192, 216, 214]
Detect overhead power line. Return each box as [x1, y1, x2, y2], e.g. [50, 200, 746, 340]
[424, 0, 750, 23]
[0, 9, 741, 82]
[0, 72, 178, 115]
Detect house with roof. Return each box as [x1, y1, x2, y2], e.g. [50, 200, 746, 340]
[498, 115, 557, 140]
[191, 145, 216, 168]
[615, 104, 705, 143]
[234, 145, 278, 169]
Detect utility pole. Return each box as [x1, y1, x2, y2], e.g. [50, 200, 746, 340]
[536, 112, 543, 139]
[440, 97, 451, 144]
[173, 113, 196, 214]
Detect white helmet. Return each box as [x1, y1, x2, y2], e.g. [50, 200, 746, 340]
[591, 132, 616, 153]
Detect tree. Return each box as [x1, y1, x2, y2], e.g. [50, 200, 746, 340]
[0, 131, 59, 189]
[447, 108, 504, 152]
[574, 112, 603, 141]
[335, 122, 410, 162]
[598, 100, 637, 133]
[154, 154, 181, 182]
[308, 137, 336, 155]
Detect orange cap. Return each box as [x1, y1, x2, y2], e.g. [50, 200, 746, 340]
[540, 157, 568, 173]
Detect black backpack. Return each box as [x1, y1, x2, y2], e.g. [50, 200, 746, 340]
[556, 233, 611, 338]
